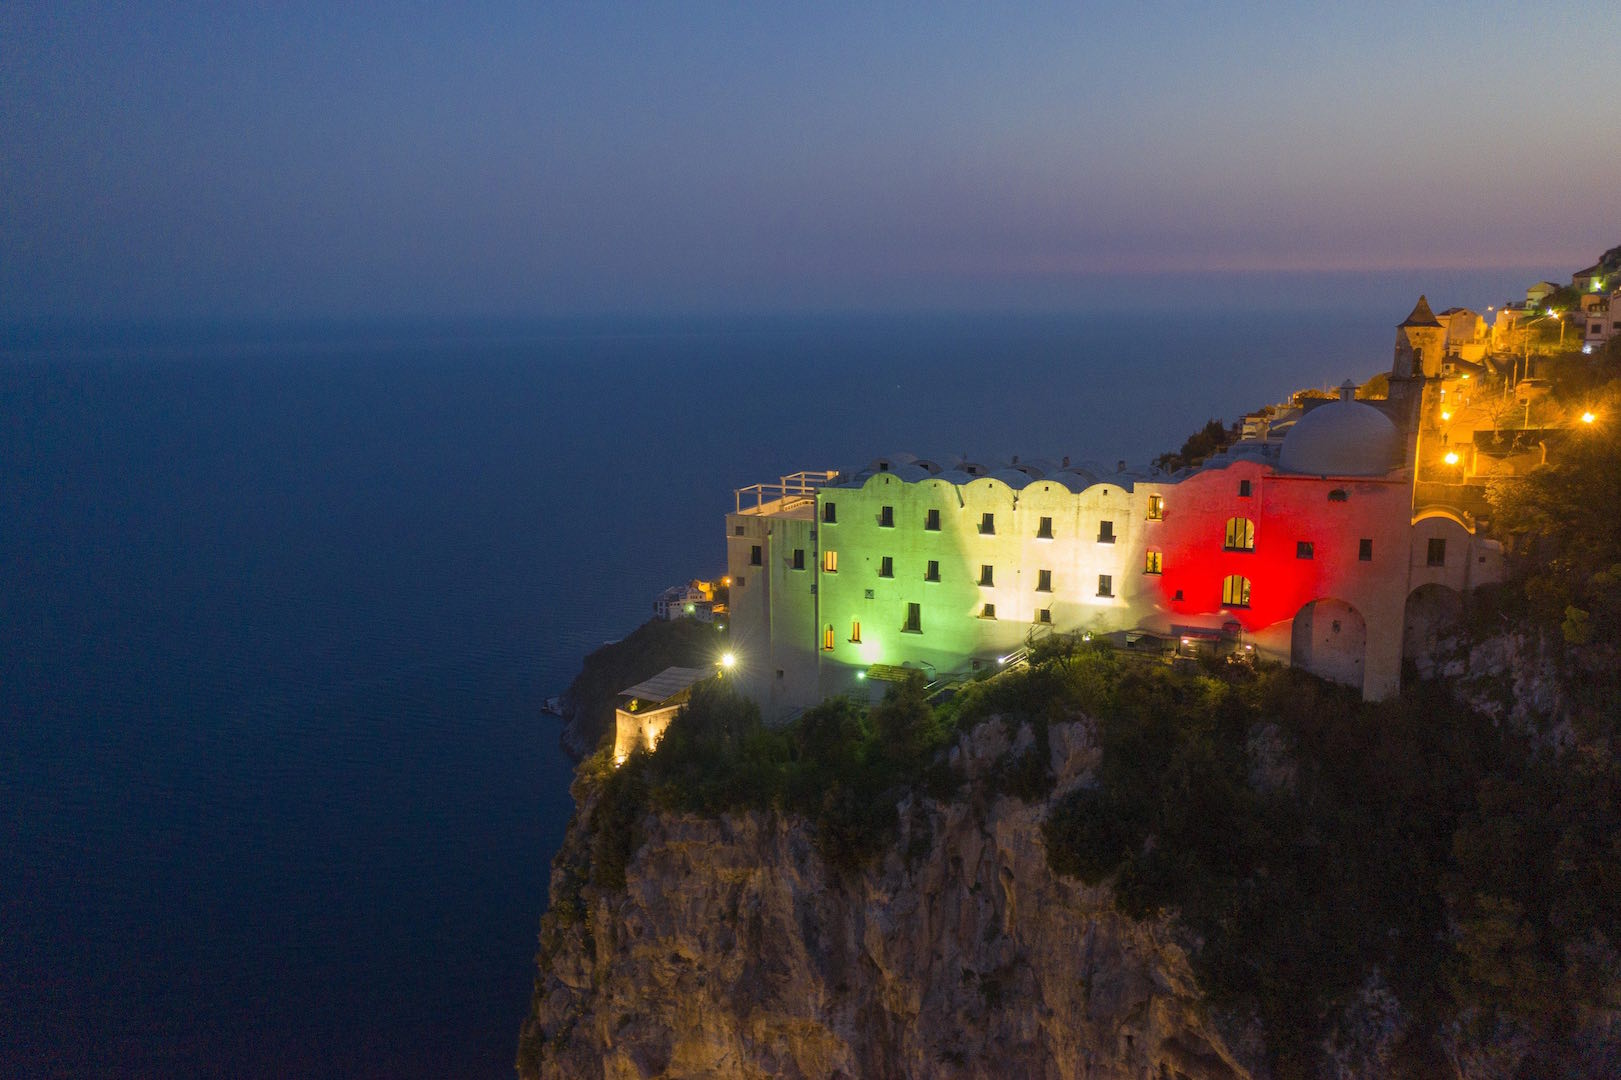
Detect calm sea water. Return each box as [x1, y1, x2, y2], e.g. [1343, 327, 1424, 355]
[0, 305, 1494, 1077]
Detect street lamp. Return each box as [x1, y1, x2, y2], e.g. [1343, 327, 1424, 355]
[1582, 411, 1596, 424]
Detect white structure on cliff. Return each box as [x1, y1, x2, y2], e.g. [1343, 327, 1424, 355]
[722, 302, 1507, 723]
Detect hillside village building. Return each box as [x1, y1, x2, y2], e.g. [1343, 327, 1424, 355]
[723, 299, 1506, 722]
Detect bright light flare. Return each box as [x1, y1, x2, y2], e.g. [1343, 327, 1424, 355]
[1440, 411, 1451, 421]
[719, 651, 736, 669]
[1444, 451, 1460, 465]
[1582, 411, 1596, 424]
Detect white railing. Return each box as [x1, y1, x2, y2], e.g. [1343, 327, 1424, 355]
[734, 470, 840, 513]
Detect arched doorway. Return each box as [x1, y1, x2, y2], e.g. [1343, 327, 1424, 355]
[1291, 598, 1367, 692]
[1403, 583, 1462, 665]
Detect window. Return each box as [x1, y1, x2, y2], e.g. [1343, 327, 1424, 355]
[925, 508, 940, 531]
[1097, 574, 1113, 598]
[792, 548, 805, 570]
[822, 502, 837, 524]
[979, 512, 995, 535]
[925, 559, 940, 582]
[1222, 574, 1251, 608]
[1224, 517, 1256, 551]
[822, 550, 838, 573]
[1037, 516, 1054, 539]
[823, 625, 835, 651]
[1036, 568, 1052, 592]
[878, 556, 894, 578]
[979, 564, 994, 587]
[904, 603, 921, 633]
[981, 603, 997, 619]
[750, 545, 762, 566]
[1147, 495, 1164, 520]
[734, 525, 745, 536]
[1238, 479, 1252, 497]
[1427, 538, 1446, 567]
[1098, 520, 1115, 543]
[1296, 541, 1314, 560]
[850, 620, 861, 643]
[879, 505, 894, 528]
[1144, 550, 1163, 574]
[1358, 538, 1373, 562]
[734, 575, 745, 587]
[1037, 608, 1052, 624]
[1328, 489, 1348, 503]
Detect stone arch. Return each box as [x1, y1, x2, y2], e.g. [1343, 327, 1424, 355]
[1291, 598, 1367, 692]
[1403, 583, 1463, 664]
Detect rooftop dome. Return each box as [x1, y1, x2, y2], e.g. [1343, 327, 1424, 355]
[1278, 397, 1404, 477]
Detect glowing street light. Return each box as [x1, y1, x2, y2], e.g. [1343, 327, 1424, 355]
[1582, 411, 1596, 424]
[1440, 411, 1451, 421]
[719, 651, 736, 670]
[1443, 451, 1460, 466]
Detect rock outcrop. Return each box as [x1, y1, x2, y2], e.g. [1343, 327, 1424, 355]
[519, 719, 1252, 1079]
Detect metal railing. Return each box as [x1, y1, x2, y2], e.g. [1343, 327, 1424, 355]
[734, 470, 840, 513]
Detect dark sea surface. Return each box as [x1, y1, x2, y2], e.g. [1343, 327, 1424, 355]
[0, 303, 1510, 1078]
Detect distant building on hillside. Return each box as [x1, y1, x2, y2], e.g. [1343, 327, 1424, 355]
[653, 579, 722, 621]
[1437, 307, 1486, 361]
[723, 299, 1506, 719]
[1526, 281, 1561, 306]
[1573, 264, 1608, 294]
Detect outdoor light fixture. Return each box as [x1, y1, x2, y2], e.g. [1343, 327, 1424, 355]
[1441, 411, 1451, 421]
[1444, 451, 1460, 465]
[1582, 412, 1596, 424]
[720, 651, 736, 669]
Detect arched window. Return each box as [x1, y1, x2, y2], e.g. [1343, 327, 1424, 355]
[1224, 516, 1256, 551]
[823, 624, 835, 651]
[1222, 574, 1251, 608]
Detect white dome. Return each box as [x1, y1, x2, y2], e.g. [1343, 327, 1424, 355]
[1278, 400, 1403, 477]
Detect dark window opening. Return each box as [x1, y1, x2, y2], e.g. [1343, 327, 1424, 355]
[879, 556, 894, 578]
[904, 603, 921, 633]
[1037, 608, 1052, 624]
[1037, 516, 1054, 539]
[1239, 479, 1252, 497]
[750, 545, 762, 566]
[1097, 574, 1113, 598]
[1098, 520, 1115, 543]
[925, 508, 941, 530]
[792, 548, 805, 570]
[981, 603, 996, 619]
[822, 502, 837, 523]
[1427, 538, 1446, 567]
[980, 512, 995, 535]
[1359, 538, 1373, 562]
[979, 565, 994, 587]
[879, 505, 894, 528]
[1036, 569, 1052, 592]
[1297, 541, 1314, 560]
[925, 560, 940, 582]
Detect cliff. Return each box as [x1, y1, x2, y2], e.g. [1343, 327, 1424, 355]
[557, 618, 725, 760]
[519, 715, 1254, 1079]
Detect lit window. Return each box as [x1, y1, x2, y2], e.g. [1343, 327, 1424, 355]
[1239, 479, 1252, 497]
[1224, 517, 1256, 551]
[925, 559, 940, 582]
[750, 545, 762, 566]
[979, 564, 994, 587]
[822, 550, 838, 573]
[1222, 574, 1251, 608]
[981, 603, 997, 619]
[925, 508, 940, 531]
[822, 502, 837, 524]
[1358, 538, 1373, 562]
[823, 625, 835, 651]
[1427, 538, 1446, 567]
[1144, 550, 1163, 574]
[850, 620, 861, 643]
[1097, 520, 1115, 543]
[1097, 574, 1113, 598]
[1147, 495, 1164, 520]
[792, 548, 805, 570]
[879, 505, 894, 528]
[1296, 541, 1313, 560]
[904, 603, 921, 633]
[980, 512, 995, 535]
[1037, 516, 1054, 539]
[879, 556, 894, 578]
[1036, 568, 1052, 592]
[1037, 608, 1052, 624]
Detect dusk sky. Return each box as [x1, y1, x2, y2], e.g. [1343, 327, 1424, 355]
[4, 1, 1615, 321]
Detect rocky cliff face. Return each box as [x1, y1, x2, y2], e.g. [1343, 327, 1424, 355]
[519, 718, 1254, 1080]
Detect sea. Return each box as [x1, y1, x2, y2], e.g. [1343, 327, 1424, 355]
[0, 284, 1542, 1078]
